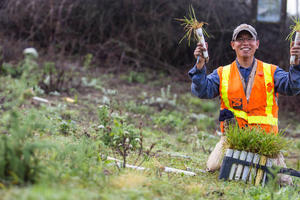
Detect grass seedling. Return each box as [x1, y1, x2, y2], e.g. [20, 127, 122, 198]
[287, 17, 300, 65]
[286, 17, 300, 42]
[176, 5, 210, 45]
[224, 125, 287, 158]
[176, 5, 210, 62]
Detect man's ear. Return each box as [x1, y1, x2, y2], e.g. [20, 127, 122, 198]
[231, 41, 235, 50]
[255, 40, 260, 49]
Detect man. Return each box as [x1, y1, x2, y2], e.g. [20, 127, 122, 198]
[189, 24, 300, 184]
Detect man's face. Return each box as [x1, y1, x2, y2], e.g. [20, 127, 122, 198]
[231, 31, 259, 59]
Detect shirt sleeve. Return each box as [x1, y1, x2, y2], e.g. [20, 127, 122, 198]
[188, 65, 220, 99]
[274, 65, 300, 96]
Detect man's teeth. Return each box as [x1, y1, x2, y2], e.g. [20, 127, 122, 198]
[241, 48, 250, 50]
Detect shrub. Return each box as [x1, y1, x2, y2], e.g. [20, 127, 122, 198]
[98, 105, 155, 168]
[38, 61, 82, 94]
[0, 54, 41, 109]
[0, 110, 46, 185]
[124, 100, 154, 115]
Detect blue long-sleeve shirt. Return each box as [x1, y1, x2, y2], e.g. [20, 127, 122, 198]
[188, 59, 300, 99]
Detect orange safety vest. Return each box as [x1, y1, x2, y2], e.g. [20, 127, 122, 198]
[217, 59, 278, 134]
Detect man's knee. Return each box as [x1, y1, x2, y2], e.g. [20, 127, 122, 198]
[206, 136, 226, 172]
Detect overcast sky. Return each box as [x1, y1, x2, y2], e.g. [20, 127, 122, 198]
[287, 0, 299, 15]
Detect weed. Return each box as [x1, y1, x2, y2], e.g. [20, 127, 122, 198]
[143, 85, 177, 109]
[0, 63, 22, 78]
[152, 110, 187, 131]
[98, 106, 155, 168]
[44, 136, 106, 186]
[121, 71, 147, 84]
[58, 119, 77, 135]
[39, 61, 81, 94]
[124, 100, 154, 115]
[181, 94, 218, 113]
[83, 53, 93, 69]
[81, 77, 102, 89]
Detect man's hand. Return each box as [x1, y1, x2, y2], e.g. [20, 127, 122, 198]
[290, 40, 300, 65]
[194, 42, 208, 70]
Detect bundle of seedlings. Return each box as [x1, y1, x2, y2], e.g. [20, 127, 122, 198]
[221, 125, 288, 186]
[287, 17, 300, 65]
[176, 5, 210, 63]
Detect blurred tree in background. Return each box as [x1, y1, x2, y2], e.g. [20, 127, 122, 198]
[0, 0, 293, 72]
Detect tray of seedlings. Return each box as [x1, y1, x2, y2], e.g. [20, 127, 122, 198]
[218, 125, 300, 186]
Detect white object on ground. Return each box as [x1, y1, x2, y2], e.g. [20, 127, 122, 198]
[32, 96, 49, 104]
[164, 166, 196, 176]
[23, 47, 39, 58]
[106, 156, 196, 176]
[163, 152, 191, 159]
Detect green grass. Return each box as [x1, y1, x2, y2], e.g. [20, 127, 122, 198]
[225, 125, 288, 157]
[0, 58, 299, 199]
[287, 17, 300, 42]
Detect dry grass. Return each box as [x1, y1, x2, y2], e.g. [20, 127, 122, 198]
[110, 171, 149, 189]
[184, 183, 207, 194]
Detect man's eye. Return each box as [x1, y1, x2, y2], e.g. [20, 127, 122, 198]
[237, 38, 254, 42]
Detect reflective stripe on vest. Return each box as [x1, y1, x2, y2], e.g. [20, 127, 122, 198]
[220, 63, 278, 126]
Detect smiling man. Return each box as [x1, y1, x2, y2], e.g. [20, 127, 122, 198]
[189, 24, 300, 185]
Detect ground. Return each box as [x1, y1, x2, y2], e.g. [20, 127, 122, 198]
[0, 59, 299, 200]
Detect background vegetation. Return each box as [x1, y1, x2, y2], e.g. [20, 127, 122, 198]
[0, 0, 293, 69]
